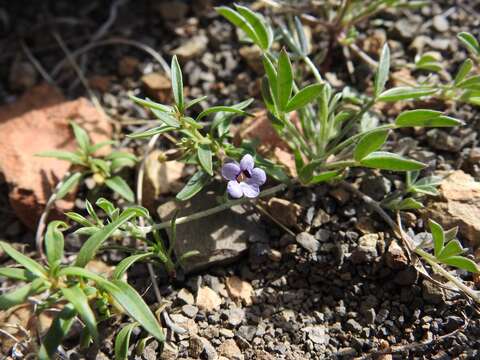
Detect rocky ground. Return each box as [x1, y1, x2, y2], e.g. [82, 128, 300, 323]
[1, 0, 480, 359]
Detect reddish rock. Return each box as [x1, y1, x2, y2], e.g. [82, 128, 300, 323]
[141, 72, 172, 103]
[0, 84, 112, 229]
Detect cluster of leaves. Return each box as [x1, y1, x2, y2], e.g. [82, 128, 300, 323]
[415, 220, 479, 274]
[37, 122, 137, 202]
[0, 208, 165, 359]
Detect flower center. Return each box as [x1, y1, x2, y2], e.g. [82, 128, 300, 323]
[236, 170, 251, 183]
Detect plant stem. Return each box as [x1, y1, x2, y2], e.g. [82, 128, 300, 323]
[142, 184, 287, 233]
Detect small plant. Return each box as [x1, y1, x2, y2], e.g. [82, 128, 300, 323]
[0, 213, 164, 359]
[37, 122, 137, 202]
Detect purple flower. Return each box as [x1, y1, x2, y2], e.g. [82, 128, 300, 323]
[221, 154, 266, 198]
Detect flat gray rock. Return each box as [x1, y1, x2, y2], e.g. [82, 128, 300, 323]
[157, 183, 266, 273]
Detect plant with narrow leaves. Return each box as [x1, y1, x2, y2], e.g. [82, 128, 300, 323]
[414, 220, 479, 274]
[37, 122, 137, 202]
[217, 6, 463, 186]
[0, 213, 164, 359]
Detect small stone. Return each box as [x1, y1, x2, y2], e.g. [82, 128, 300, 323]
[227, 307, 245, 327]
[189, 335, 217, 360]
[141, 72, 171, 102]
[312, 209, 331, 227]
[225, 276, 253, 306]
[9, 61, 36, 91]
[394, 267, 418, 286]
[303, 326, 329, 345]
[267, 248, 282, 262]
[364, 308, 376, 325]
[182, 304, 199, 318]
[118, 56, 139, 76]
[237, 325, 256, 342]
[422, 280, 444, 304]
[350, 234, 379, 264]
[218, 339, 243, 360]
[173, 35, 209, 61]
[267, 197, 302, 227]
[296, 232, 319, 254]
[345, 319, 362, 333]
[155, 0, 188, 21]
[178, 288, 195, 305]
[385, 241, 408, 269]
[394, 19, 417, 40]
[239, 45, 263, 73]
[219, 328, 234, 338]
[433, 15, 449, 33]
[196, 286, 222, 312]
[329, 188, 350, 205]
[160, 342, 178, 360]
[315, 229, 332, 242]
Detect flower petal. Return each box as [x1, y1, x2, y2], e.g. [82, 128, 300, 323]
[240, 182, 260, 198]
[246, 168, 266, 187]
[240, 154, 254, 173]
[227, 180, 243, 198]
[221, 161, 240, 181]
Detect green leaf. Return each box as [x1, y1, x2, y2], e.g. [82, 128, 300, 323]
[444, 227, 458, 243]
[176, 170, 210, 201]
[0, 279, 45, 310]
[185, 96, 208, 109]
[75, 208, 147, 267]
[457, 32, 480, 56]
[35, 150, 85, 166]
[56, 172, 83, 200]
[38, 304, 77, 360]
[428, 219, 445, 257]
[378, 87, 437, 102]
[96, 198, 117, 217]
[360, 151, 425, 171]
[437, 240, 464, 261]
[216, 6, 260, 47]
[0, 241, 47, 279]
[74, 227, 99, 236]
[197, 106, 249, 121]
[457, 75, 480, 90]
[171, 55, 184, 111]
[285, 84, 324, 112]
[101, 279, 165, 343]
[129, 95, 173, 113]
[395, 109, 463, 128]
[235, 5, 271, 50]
[197, 145, 213, 176]
[308, 171, 341, 185]
[394, 197, 424, 210]
[89, 140, 117, 154]
[454, 59, 473, 85]
[85, 199, 100, 224]
[65, 212, 93, 227]
[105, 176, 135, 202]
[112, 253, 152, 280]
[127, 125, 176, 139]
[374, 43, 390, 98]
[354, 129, 389, 161]
[61, 285, 99, 342]
[0, 268, 31, 281]
[262, 55, 278, 103]
[45, 221, 67, 269]
[115, 322, 138, 360]
[71, 122, 91, 153]
[277, 49, 293, 111]
[440, 256, 479, 273]
[58, 266, 107, 284]
[152, 108, 180, 128]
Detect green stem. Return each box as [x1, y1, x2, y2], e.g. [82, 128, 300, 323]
[142, 184, 287, 233]
[302, 55, 323, 83]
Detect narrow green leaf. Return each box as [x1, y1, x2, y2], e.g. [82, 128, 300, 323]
[176, 170, 210, 201]
[0, 268, 31, 281]
[115, 322, 139, 360]
[105, 176, 135, 203]
[39, 304, 77, 360]
[457, 75, 480, 90]
[440, 256, 479, 273]
[85, 199, 100, 224]
[57, 172, 83, 200]
[129, 95, 173, 113]
[101, 280, 165, 342]
[360, 151, 425, 171]
[70, 122, 91, 153]
[197, 145, 213, 176]
[61, 285, 99, 342]
[45, 221, 68, 268]
[277, 49, 293, 111]
[89, 140, 117, 154]
[127, 125, 176, 139]
[437, 240, 464, 261]
[0, 241, 47, 279]
[457, 32, 480, 55]
[75, 208, 147, 267]
[378, 87, 437, 102]
[152, 108, 180, 128]
[454, 59, 473, 85]
[171, 55, 184, 111]
[354, 130, 389, 161]
[185, 95, 208, 109]
[65, 212, 93, 227]
[112, 253, 152, 280]
[394, 197, 424, 210]
[374, 43, 390, 98]
[96, 198, 117, 217]
[235, 5, 271, 50]
[35, 150, 85, 166]
[428, 219, 445, 257]
[285, 84, 324, 112]
[444, 227, 458, 243]
[262, 55, 278, 103]
[216, 6, 260, 47]
[197, 106, 249, 121]
[308, 171, 341, 185]
[58, 266, 108, 284]
[395, 109, 463, 128]
[0, 279, 45, 310]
